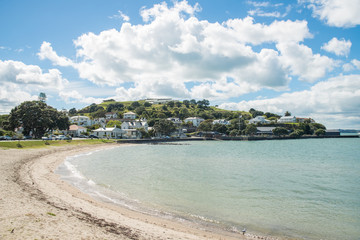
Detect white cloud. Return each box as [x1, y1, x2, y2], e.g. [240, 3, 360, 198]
[59, 90, 103, 104]
[343, 59, 360, 72]
[0, 60, 69, 113]
[39, 1, 335, 102]
[321, 37, 351, 56]
[109, 10, 130, 22]
[277, 42, 335, 82]
[303, 0, 360, 27]
[220, 74, 360, 129]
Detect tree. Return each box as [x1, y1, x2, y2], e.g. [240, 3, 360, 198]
[131, 101, 141, 108]
[198, 119, 213, 132]
[272, 127, 289, 137]
[284, 111, 291, 116]
[106, 120, 122, 128]
[315, 129, 326, 136]
[69, 108, 77, 115]
[153, 119, 176, 136]
[6, 101, 70, 138]
[144, 102, 152, 107]
[244, 124, 257, 135]
[183, 100, 190, 107]
[212, 123, 228, 134]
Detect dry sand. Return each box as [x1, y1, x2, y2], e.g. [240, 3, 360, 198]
[0, 143, 279, 240]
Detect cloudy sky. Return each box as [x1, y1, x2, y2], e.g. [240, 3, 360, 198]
[1, 0, 359, 129]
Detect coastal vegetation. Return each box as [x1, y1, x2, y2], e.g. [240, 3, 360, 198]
[0, 98, 330, 140]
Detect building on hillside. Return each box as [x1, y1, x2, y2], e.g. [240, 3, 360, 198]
[325, 129, 340, 136]
[249, 116, 270, 124]
[167, 117, 182, 125]
[121, 119, 148, 131]
[92, 118, 106, 127]
[70, 116, 92, 126]
[67, 125, 87, 137]
[296, 117, 315, 123]
[184, 117, 205, 127]
[105, 112, 118, 119]
[92, 126, 124, 139]
[145, 98, 173, 104]
[123, 112, 136, 120]
[213, 119, 230, 125]
[278, 116, 297, 123]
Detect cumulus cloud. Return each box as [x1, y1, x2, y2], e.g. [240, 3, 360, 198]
[343, 59, 360, 72]
[0, 60, 68, 113]
[321, 37, 351, 56]
[59, 90, 103, 104]
[109, 10, 130, 22]
[38, 1, 336, 101]
[220, 74, 360, 128]
[302, 0, 360, 28]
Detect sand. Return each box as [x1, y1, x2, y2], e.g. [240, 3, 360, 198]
[0, 143, 278, 240]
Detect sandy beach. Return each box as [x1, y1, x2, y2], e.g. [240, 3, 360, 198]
[0, 143, 278, 240]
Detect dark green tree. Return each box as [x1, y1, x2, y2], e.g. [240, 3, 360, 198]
[69, 108, 77, 115]
[272, 127, 289, 136]
[315, 129, 326, 136]
[6, 101, 70, 138]
[244, 124, 257, 135]
[198, 119, 213, 131]
[153, 119, 176, 136]
[284, 111, 291, 116]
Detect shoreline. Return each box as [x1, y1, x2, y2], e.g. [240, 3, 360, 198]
[0, 143, 282, 239]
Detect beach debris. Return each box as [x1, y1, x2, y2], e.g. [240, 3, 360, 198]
[10, 228, 14, 233]
[242, 228, 246, 235]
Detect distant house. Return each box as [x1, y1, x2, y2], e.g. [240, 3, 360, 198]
[325, 129, 340, 136]
[123, 112, 136, 120]
[70, 116, 92, 126]
[121, 119, 148, 131]
[249, 116, 270, 124]
[92, 118, 106, 127]
[278, 116, 297, 123]
[67, 125, 87, 137]
[184, 117, 205, 127]
[256, 127, 276, 135]
[167, 117, 182, 125]
[213, 119, 230, 125]
[92, 126, 124, 139]
[105, 112, 118, 119]
[145, 98, 173, 104]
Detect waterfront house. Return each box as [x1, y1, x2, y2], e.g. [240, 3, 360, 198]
[296, 117, 315, 123]
[92, 126, 124, 139]
[167, 117, 182, 125]
[249, 116, 270, 124]
[123, 112, 136, 120]
[325, 129, 340, 136]
[184, 117, 205, 127]
[67, 125, 87, 137]
[278, 116, 297, 123]
[256, 127, 276, 135]
[121, 119, 148, 131]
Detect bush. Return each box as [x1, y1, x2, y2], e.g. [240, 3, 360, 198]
[315, 129, 326, 136]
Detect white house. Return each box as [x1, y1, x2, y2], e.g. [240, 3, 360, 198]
[249, 116, 270, 124]
[92, 117, 106, 127]
[296, 117, 315, 123]
[67, 125, 87, 137]
[92, 126, 124, 139]
[145, 98, 173, 104]
[184, 117, 205, 127]
[278, 116, 297, 123]
[105, 112, 118, 119]
[121, 119, 148, 131]
[123, 112, 136, 120]
[213, 119, 230, 125]
[70, 116, 92, 126]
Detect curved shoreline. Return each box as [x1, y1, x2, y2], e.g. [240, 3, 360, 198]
[0, 144, 281, 239]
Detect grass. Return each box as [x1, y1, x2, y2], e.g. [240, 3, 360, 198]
[0, 139, 117, 149]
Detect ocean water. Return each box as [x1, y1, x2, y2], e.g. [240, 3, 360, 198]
[56, 138, 360, 240]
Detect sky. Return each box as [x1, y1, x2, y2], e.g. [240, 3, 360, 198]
[0, 0, 360, 129]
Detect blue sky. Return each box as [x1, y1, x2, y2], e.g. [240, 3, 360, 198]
[1, 0, 360, 129]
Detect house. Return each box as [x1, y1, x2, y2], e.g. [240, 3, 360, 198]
[325, 129, 340, 136]
[68, 125, 87, 137]
[256, 127, 276, 135]
[278, 116, 297, 123]
[249, 116, 270, 124]
[184, 117, 205, 127]
[145, 98, 173, 104]
[92, 126, 124, 139]
[70, 116, 92, 126]
[92, 118, 106, 127]
[213, 119, 230, 125]
[123, 112, 136, 120]
[121, 119, 148, 131]
[167, 117, 182, 125]
[122, 129, 140, 139]
[105, 112, 118, 119]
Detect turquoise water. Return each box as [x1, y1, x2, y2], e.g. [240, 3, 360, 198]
[57, 138, 360, 239]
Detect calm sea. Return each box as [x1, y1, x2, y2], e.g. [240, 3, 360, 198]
[56, 138, 360, 240]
